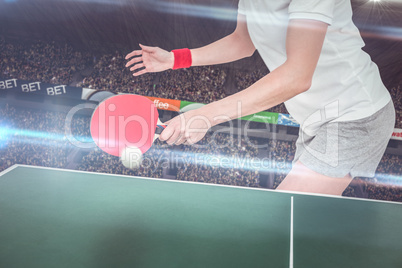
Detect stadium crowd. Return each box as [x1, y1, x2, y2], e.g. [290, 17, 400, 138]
[389, 85, 402, 129]
[174, 132, 261, 187]
[0, 37, 401, 202]
[76, 140, 166, 179]
[1, 36, 400, 126]
[76, 52, 155, 93]
[77, 50, 290, 113]
[75, 132, 261, 187]
[0, 37, 91, 85]
[76, 51, 228, 103]
[361, 154, 402, 201]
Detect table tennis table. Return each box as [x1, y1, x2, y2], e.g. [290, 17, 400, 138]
[0, 165, 401, 268]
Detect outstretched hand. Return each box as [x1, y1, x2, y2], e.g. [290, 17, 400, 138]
[125, 44, 174, 76]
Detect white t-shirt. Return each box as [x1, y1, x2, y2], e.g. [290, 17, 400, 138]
[238, 0, 391, 136]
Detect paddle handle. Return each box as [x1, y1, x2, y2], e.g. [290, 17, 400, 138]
[155, 124, 167, 135]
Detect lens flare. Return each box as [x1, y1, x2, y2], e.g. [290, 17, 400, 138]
[148, 149, 402, 186]
[0, 126, 93, 148]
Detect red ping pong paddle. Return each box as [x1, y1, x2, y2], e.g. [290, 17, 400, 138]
[90, 94, 166, 157]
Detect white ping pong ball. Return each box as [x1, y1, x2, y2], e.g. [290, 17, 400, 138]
[121, 146, 143, 169]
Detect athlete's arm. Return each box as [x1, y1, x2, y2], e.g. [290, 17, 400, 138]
[125, 14, 255, 76]
[191, 13, 255, 66]
[160, 19, 329, 145]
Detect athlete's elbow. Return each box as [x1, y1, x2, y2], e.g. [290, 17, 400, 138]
[295, 79, 311, 94]
[282, 61, 313, 94]
[231, 32, 255, 58]
[244, 48, 255, 58]
[286, 76, 311, 96]
[288, 71, 313, 95]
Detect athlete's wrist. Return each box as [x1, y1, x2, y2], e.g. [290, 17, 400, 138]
[197, 104, 222, 127]
[169, 51, 175, 69]
[171, 48, 192, 70]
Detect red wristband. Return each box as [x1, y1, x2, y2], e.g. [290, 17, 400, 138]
[172, 48, 192, 70]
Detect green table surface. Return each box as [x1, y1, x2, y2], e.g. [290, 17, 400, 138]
[0, 165, 401, 268]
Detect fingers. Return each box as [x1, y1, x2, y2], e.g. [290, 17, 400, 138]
[160, 131, 187, 146]
[125, 44, 155, 60]
[133, 68, 148, 76]
[126, 44, 157, 76]
[126, 57, 142, 68]
[159, 116, 185, 145]
[159, 128, 189, 146]
[130, 62, 145, 72]
[139, 44, 156, 53]
[125, 50, 142, 60]
[159, 111, 210, 146]
[159, 127, 197, 146]
[174, 134, 188, 146]
[159, 125, 178, 145]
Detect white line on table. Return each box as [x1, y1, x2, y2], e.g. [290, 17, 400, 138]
[290, 196, 294, 268]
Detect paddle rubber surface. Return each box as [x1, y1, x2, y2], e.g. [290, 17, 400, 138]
[90, 94, 160, 156]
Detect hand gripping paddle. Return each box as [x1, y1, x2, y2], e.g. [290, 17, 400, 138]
[90, 94, 166, 157]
